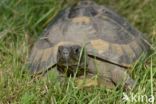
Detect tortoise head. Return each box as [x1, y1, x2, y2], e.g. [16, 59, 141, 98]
[57, 44, 87, 76]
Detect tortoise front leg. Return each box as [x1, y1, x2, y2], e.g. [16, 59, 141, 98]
[111, 67, 136, 91]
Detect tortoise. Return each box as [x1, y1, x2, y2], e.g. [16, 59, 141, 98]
[29, 0, 149, 90]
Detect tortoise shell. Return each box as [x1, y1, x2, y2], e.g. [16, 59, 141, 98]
[29, 0, 149, 73]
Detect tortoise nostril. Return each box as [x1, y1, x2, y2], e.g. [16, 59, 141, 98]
[58, 46, 70, 60]
[63, 48, 70, 56]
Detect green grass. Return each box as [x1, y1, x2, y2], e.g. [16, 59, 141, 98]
[0, 0, 156, 103]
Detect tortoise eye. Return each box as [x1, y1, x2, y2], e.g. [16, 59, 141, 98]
[72, 46, 81, 54]
[58, 46, 63, 54]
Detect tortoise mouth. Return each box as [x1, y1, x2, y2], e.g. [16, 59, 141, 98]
[57, 63, 87, 77]
[58, 63, 87, 67]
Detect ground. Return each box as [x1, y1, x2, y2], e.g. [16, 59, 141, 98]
[0, 0, 156, 104]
